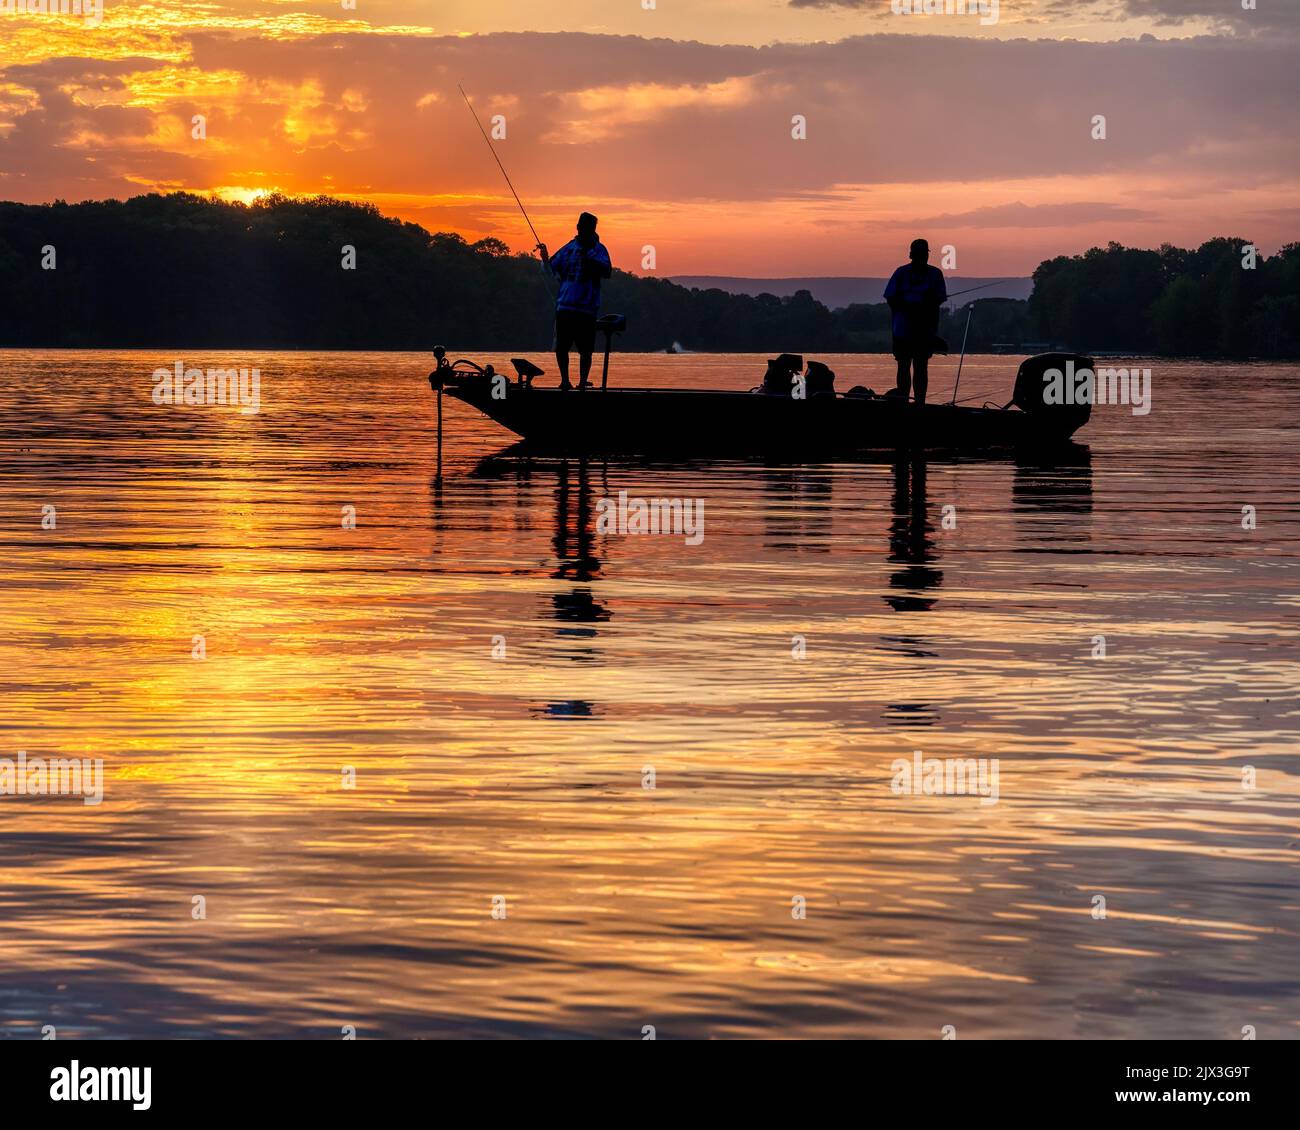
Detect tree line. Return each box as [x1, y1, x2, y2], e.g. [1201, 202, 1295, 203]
[0, 193, 1295, 357]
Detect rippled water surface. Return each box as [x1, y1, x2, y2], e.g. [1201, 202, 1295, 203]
[2, 349, 1298, 1038]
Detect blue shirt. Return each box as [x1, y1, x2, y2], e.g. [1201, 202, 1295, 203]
[545, 239, 612, 316]
[884, 264, 947, 339]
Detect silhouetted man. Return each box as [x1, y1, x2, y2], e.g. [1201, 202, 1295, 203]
[884, 238, 947, 404]
[537, 212, 613, 390]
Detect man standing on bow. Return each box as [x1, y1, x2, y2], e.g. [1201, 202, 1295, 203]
[537, 212, 613, 391]
[883, 238, 948, 405]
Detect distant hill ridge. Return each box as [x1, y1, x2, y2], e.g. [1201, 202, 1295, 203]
[668, 276, 1033, 309]
[0, 194, 1293, 355]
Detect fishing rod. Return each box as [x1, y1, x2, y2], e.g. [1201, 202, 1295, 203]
[950, 305, 973, 405]
[455, 77, 558, 368]
[457, 82, 544, 251]
[435, 84, 551, 483]
[942, 279, 1010, 404]
[945, 278, 1011, 301]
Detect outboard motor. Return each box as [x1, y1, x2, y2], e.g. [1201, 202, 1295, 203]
[1010, 352, 1094, 435]
[804, 360, 836, 397]
[760, 354, 804, 395]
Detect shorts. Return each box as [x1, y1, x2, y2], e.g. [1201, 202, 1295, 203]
[892, 335, 933, 362]
[555, 309, 597, 356]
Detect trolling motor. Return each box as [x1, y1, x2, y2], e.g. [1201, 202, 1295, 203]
[428, 345, 503, 475]
[429, 345, 451, 475]
[430, 347, 499, 388]
[429, 344, 450, 390]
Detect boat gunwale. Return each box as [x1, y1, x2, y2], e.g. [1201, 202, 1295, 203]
[444, 382, 1018, 416]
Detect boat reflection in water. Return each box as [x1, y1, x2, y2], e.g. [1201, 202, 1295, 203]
[468, 443, 1092, 738]
[465, 437, 1094, 643]
[1012, 445, 1095, 537]
[762, 466, 834, 553]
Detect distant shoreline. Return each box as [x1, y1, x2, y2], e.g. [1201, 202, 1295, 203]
[3, 195, 1295, 359]
[668, 275, 1033, 310]
[0, 346, 1285, 363]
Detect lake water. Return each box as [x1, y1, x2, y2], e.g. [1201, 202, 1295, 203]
[1, 349, 1297, 1039]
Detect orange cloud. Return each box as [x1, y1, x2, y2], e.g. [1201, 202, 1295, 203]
[545, 77, 765, 143]
[1, 18, 1296, 275]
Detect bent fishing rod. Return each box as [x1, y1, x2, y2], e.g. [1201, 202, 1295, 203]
[457, 82, 545, 252]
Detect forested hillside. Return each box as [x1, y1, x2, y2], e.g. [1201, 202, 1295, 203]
[1, 194, 1295, 357]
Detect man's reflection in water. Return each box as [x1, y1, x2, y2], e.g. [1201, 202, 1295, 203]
[884, 453, 942, 613]
[882, 452, 942, 726]
[551, 458, 611, 643]
[465, 453, 609, 714]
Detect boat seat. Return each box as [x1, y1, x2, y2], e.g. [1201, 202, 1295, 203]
[596, 314, 627, 334]
[511, 358, 545, 387]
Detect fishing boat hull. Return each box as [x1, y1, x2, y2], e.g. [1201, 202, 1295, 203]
[437, 380, 1087, 455]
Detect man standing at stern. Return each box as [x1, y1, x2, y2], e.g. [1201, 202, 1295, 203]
[537, 212, 613, 390]
[884, 238, 948, 404]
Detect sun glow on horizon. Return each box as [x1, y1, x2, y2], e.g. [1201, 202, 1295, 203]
[1, 1, 1295, 274]
[208, 185, 282, 204]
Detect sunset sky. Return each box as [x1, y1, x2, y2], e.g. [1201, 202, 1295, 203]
[2, 1, 1297, 276]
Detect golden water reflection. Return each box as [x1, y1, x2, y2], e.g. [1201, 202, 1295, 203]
[1, 351, 1298, 1038]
